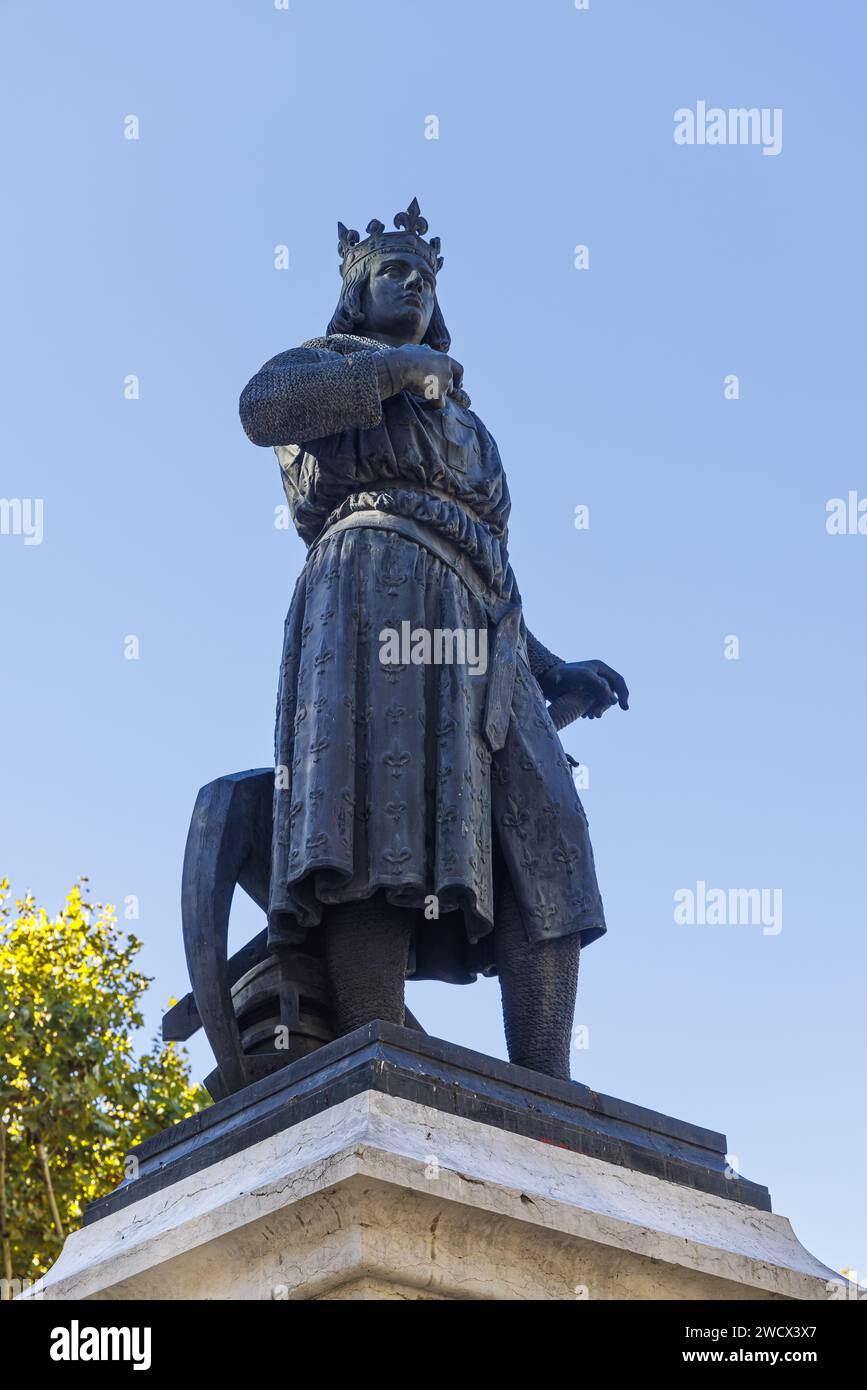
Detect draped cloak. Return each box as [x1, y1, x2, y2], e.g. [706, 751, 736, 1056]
[239, 334, 606, 983]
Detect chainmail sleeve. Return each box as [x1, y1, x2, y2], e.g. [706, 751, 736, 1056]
[525, 629, 564, 682]
[240, 344, 385, 446]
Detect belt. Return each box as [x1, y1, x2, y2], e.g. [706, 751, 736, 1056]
[366, 478, 486, 526]
[306, 509, 523, 753]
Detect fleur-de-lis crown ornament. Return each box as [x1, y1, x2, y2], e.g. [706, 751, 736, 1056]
[337, 197, 443, 279]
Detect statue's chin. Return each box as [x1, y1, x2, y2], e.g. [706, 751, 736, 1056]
[366, 308, 425, 345]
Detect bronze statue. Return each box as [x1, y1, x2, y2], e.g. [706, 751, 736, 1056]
[233, 199, 629, 1082]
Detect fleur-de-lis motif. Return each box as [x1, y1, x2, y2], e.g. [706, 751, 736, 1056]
[381, 566, 407, 596]
[394, 196, 428, 236]
[492, 760, 511, 787]
[520, 754, 544, 783]
[529, 901, 559, 931]
[502, 795, 529, 840]
[310, 736, 330, 763]
[386, 800, 407, 822]
[384, 746, 411, 778]
[552, 835, 580, 872]
[382, 839, 412, 871]
[337, 221, 360, 257]
[520, 847, 539, 876]
[385, 700, 406, 725]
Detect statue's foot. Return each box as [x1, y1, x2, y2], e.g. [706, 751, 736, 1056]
[505, 1044, 573, 1084]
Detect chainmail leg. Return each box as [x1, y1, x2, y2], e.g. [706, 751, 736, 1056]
[494, 870, 580, 1082]
[323, 893, 413, 1036]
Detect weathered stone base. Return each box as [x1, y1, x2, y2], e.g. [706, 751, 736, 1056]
[34, 1087, 837, 1301]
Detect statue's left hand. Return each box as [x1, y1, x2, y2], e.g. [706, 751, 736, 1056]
[539, 660, 630, 719]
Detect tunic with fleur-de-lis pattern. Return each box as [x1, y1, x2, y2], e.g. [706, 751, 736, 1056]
[240, 334, 605, 983]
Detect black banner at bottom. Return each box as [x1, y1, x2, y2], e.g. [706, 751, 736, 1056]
[6, 1294, 864, 1375]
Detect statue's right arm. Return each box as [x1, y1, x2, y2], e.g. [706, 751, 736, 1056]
[239, 345, 403, 447]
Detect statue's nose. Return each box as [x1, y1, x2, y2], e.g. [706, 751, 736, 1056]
[405, 270, 423, 292]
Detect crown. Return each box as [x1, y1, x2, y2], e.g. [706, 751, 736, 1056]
[337, 197, 443, 279]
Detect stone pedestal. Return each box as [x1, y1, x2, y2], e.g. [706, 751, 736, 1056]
[32, 1024, 840, 1301]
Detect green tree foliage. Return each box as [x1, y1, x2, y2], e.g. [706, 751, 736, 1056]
[0, 878, 208, 1287]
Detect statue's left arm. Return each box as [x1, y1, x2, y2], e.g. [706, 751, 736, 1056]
[525, 630, 565, 683]
[473, 416, 630, 723]
[524, 628, 629, 720]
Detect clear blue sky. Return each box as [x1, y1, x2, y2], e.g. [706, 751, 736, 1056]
[2, 0, 864, 1284]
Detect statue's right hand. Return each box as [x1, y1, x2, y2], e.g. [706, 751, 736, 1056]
[390, 344, 464, 407]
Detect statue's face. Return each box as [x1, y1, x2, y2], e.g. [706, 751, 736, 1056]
[362, 250, 436, 344]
